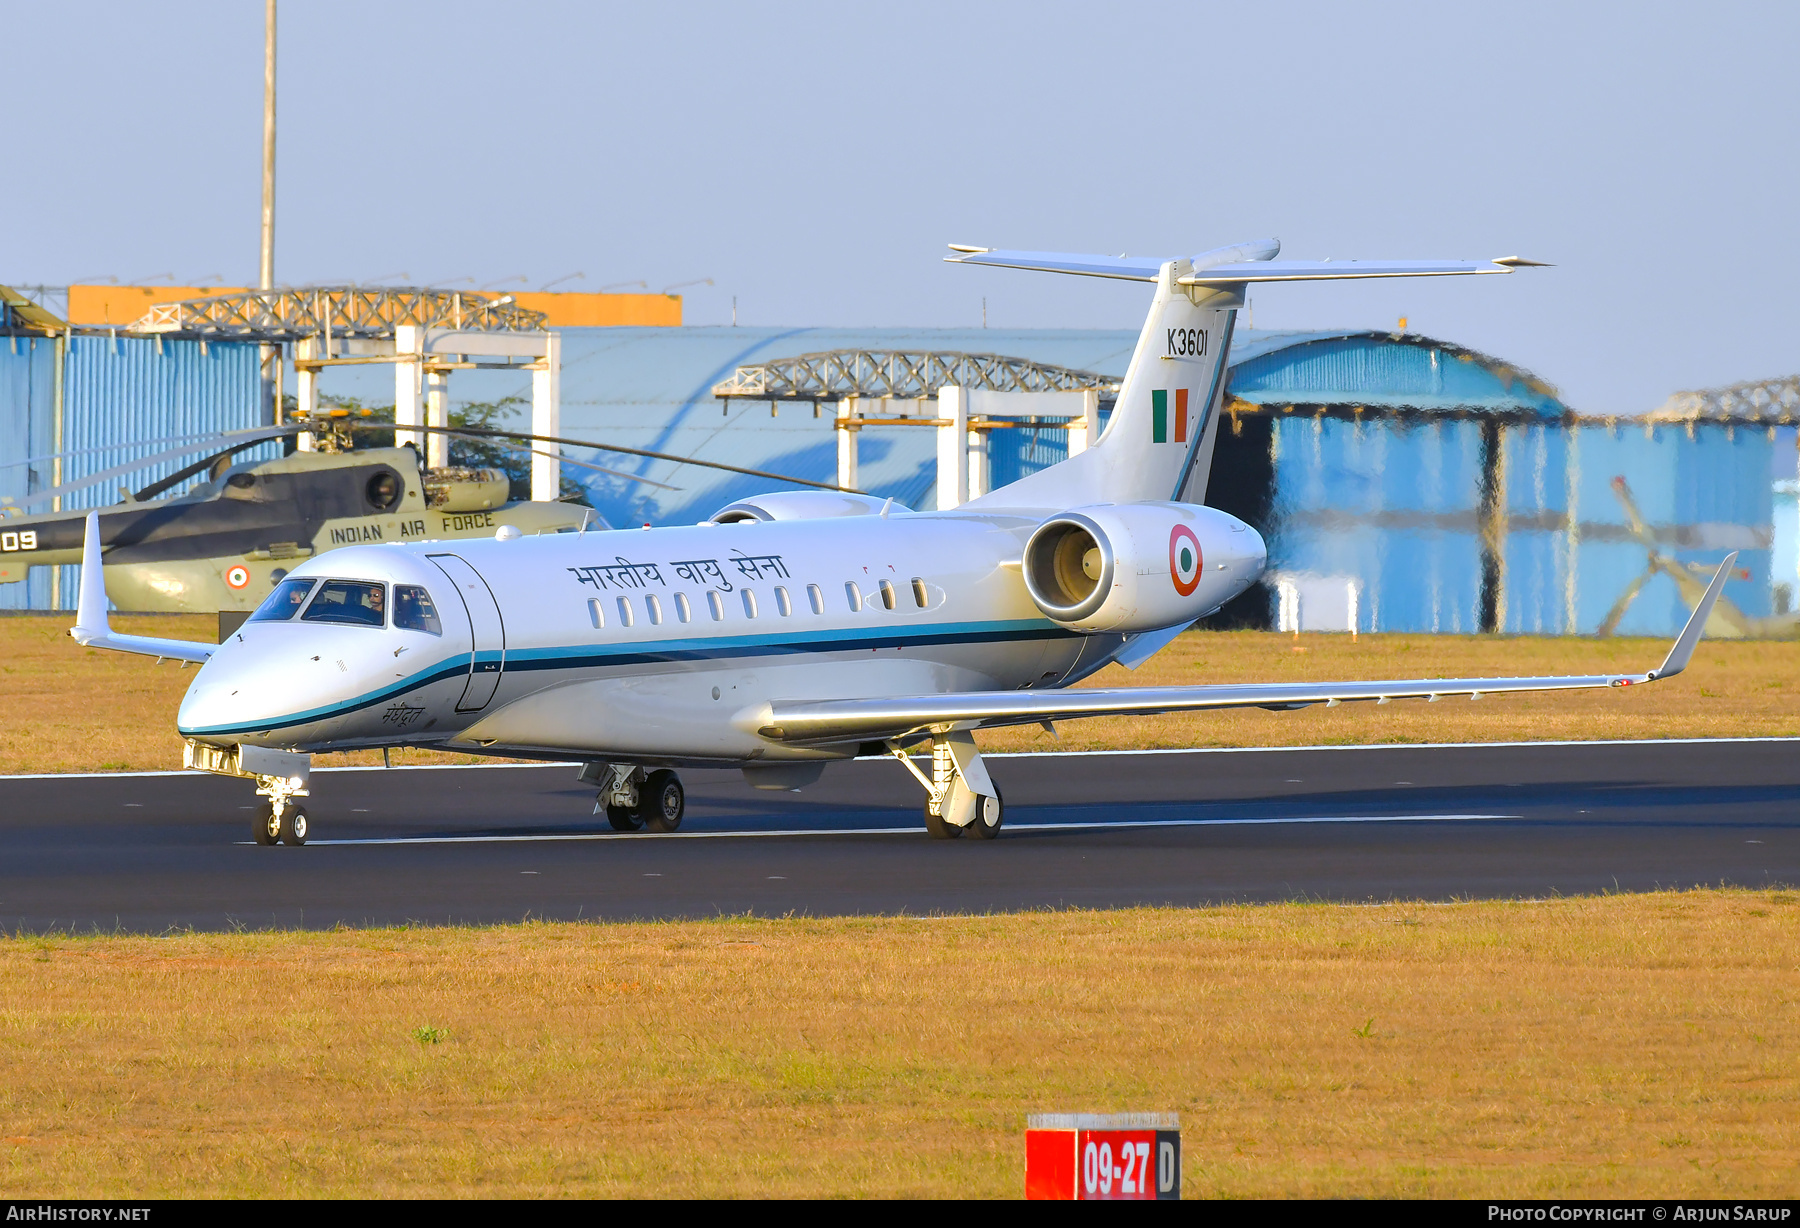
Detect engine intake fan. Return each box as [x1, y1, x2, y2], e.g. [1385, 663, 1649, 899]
[1023, 513, 1114, 623]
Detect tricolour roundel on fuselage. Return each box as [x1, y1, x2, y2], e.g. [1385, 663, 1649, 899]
[1169, 525, 1202, 597]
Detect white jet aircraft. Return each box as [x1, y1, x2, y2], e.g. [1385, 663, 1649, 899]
[68, 241, 1734, 846]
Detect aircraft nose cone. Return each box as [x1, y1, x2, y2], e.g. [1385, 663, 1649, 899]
[177, 662, 247, 741]
[176, 641, 301, 743]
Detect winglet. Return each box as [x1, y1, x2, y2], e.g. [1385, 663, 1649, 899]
[65, 510, 214, 663]
[1650, 552, 1736, 681]
[70, 511, 111, 646]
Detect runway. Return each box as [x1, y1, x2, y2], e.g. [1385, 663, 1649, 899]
[1, 738, 1796, 932]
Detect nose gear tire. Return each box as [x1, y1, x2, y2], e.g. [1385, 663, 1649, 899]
[252, 802, 280, 845]
[279, 806, 309, 846]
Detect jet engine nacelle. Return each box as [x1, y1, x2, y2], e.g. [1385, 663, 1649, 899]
[710, 490, 907, 523]
[1022, 502, 1264, 634]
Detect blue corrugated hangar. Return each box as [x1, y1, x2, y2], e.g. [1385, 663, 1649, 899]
[2, 286, 1793, 637]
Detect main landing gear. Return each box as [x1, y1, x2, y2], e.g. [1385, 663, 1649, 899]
[888, 730, 1004, 840]
[582, 763, 685, 833]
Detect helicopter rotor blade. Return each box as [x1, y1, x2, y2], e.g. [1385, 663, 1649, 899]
[0, 431, 231, 475]
[132, 437, 291, 503]
[0, 425, 300, 514]
[328, 423, 682, 492]
[507, 444, 682, 492]
[350, 421, 860, 494]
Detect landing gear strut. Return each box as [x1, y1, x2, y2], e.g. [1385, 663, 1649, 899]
[186, 741, 312, 847]
[249, 770, 309, 846]
[582, 763, 685, 834]
[889, 730, 1003, 840]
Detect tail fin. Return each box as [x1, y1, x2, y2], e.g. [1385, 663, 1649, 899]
[965, 250, 1254, 510]
[951, 241, 1523, 511]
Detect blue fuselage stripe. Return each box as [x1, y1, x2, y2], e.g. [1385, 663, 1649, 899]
[179, 619, 1074, 737]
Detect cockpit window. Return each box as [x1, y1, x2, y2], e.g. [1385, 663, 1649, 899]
[249, 578, 317, 622]
[392, 584, 442, 635]
[300, 580, 387, 627]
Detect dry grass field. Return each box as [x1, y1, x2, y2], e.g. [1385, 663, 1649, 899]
[0, 890, 1795, 1198]
[1, 614, 1795, 774]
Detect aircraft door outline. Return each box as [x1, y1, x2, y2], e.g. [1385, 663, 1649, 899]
[427, 553, 507, 711]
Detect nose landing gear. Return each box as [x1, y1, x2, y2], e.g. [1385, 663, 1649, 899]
[251, 800, 310, 846]
[186, 741, 313, 848]
[582, 763, 685, 834]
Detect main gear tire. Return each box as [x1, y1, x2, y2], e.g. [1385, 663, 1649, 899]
[967, 789, 1004, 840]
[640, 770, 684, 833]
[605, 803, 643, 832]
[923, 803, 964, 840]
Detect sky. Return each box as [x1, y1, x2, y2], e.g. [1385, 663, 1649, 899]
[1, 0, 1794, 415]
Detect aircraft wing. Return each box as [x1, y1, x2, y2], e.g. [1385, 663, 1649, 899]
[67, 512, 216, 664]
[945, 245, 1536, 284]
[748, 555, 1734, 747]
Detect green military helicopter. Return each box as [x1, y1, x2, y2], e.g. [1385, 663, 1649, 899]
[0, 409, 848, 636]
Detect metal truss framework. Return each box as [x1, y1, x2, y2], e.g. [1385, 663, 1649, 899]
[1651, 375, 1800, 426]
[1222, 397, 1573, 427]
[131, 286, 547, 340]
[712, 350, 1121, 403]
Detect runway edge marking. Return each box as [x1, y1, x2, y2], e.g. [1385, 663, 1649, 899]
[283, 813, 1517, 848]
[7, 736, 1799, 781]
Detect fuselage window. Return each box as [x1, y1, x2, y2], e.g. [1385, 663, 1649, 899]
[911, 577, 928, 608]
[250, 578, 317, 622]
[587, 597, 605, 629]
[300, 579, 387, 627]
[807, 583, 824, 615]
[878, 579, 896, 610]
[646, 594, 663, 625]
[392, 584, 442, 635]
[616, 596, 634, 628]
[774, 585, 793, 616]
[845, 581, 862, 612]
[675, 592, 692, 623]
[707, 590, 725, 621]
[742, 589, 758, 618]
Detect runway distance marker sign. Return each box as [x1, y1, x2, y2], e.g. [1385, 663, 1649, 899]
[1025, 1112, 1179, 1200]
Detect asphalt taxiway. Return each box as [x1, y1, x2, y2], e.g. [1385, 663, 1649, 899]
[1, 739, 1795, 932]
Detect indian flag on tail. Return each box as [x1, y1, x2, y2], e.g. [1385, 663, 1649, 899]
[1151, 389, 1190, 444]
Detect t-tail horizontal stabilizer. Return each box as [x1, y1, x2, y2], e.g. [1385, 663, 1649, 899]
[945, 243, 1539, 285]
[68, 511, 215, 664]
[747, 556, 1738, 746]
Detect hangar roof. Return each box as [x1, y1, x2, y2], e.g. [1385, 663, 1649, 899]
[1225, 329, 1569, 421]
